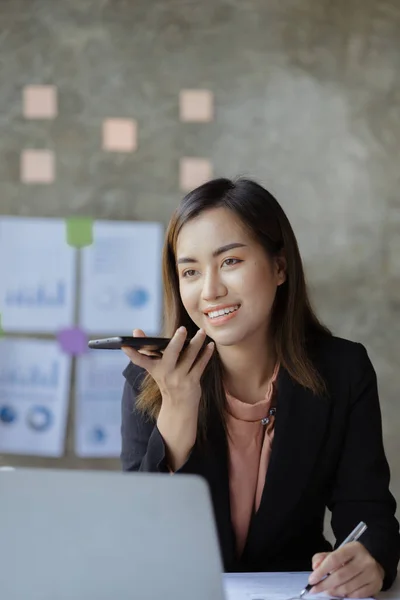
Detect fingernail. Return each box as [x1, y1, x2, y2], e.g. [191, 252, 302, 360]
[198, 328, 204, 334]
[309, 575, 317, 585]
[208, 341, 214, 349]
[178, 326, 186, 333]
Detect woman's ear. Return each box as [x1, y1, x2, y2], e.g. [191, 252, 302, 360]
[274, 252, 287, 286]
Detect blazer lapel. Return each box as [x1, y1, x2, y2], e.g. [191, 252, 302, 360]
[242, 366, 331, 561]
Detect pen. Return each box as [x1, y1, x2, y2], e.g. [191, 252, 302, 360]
[299, 521, 368, 598]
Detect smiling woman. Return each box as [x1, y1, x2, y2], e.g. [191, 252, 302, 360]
[120, 177, 400, 597]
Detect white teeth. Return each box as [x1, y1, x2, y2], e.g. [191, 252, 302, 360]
[207, 305, 239, 319]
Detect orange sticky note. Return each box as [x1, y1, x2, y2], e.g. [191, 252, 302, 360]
[23, 85, 57, 119]
[179, 158, 213, 191]
[179, 90, 214, 122]
[102, 119, 137, 152]
[20, 150, 55, 183]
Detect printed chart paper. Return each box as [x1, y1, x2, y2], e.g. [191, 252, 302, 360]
[0, 217, 76, 333]
[79, 220, 163, 335]
[0, 338, 71, 456]
[75, 349, 129, 457]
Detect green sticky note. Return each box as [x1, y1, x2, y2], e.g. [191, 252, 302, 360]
[66, 217, 93, 248]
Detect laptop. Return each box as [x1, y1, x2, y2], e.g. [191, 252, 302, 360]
[0, 468, 226, 600]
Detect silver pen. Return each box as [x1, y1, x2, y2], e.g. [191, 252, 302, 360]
[299, 521, 368, 598]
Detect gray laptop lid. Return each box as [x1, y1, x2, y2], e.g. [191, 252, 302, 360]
[0, 468, 226, 600]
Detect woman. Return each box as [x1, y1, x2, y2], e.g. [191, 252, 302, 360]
[121, 177, 400, 596]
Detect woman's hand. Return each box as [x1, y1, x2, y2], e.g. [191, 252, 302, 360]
[309, 542, 385, 598]
[121, 326, 214, 412]
[122, 326, 214, 471]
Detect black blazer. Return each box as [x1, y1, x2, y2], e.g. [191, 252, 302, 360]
[121, 334, 400, 589]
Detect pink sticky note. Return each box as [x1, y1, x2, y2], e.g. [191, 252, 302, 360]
[179, 89, 214, 122]
[102, 119, 137, 152]
[21, 150, 55, 183]
[23, 85, 57, 119]
[180, 158, 213, 191]
[57, 327, 88, 356]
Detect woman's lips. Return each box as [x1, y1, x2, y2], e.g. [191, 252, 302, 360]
[205, 305, 240, 326]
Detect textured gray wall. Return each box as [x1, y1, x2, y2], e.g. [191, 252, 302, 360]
[0, 0, 399, 518]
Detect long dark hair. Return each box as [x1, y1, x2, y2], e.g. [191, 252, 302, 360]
[136, 177, 331, 440]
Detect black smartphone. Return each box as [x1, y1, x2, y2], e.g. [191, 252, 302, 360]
[88, 336, 191, 351]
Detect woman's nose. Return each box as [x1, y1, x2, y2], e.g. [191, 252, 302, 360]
[201, 271, 227, 301]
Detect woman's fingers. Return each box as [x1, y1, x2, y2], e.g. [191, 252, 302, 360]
[325, 571, 368, 598]
[132, 328, 146, 337]
[190, 341, 215, 379]
[309, 543, 356, 586]
[132, 328, 148, 353]
[311, 562, 362, 595]
[346, 581, 377, 599]
[123, 328, 162, 368]
[161, 327, 190, 371]
[130, 328, 162, 357]
[177, 328, 208, 371]
[121, 346, 157, 372]
[312, 552, 330, 571]
[130, 327, 209, 368]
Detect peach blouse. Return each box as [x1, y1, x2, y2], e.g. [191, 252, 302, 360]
[225, 363, 280, 556]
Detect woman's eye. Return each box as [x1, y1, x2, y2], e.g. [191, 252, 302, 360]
[182, 269, 197, 278]
[223, 258, 241, 267]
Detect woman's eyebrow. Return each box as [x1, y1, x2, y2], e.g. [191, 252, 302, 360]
[177, 242, 247, 265]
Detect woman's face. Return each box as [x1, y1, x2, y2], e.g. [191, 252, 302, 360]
[176, 207, 286, 348]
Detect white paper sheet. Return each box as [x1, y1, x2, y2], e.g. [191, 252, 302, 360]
[0, 338, 71, 456]
[75, 349, 129, 457]
[223, 572, 374, 600]
[79, 220, 163, 335]
[0, 217, 76, 333]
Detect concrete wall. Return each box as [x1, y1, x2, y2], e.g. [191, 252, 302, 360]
[0, 1, 399, 516]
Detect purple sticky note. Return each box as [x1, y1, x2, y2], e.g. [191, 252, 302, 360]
[57, 327, 88, 356]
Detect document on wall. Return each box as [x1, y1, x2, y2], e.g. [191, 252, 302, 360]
[75, 348, 129, 457]
[223, 572, 374, 600]
[79, 220, 164, 335]
[0, 338, 71, 457]
[0, 217, 76, 333]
